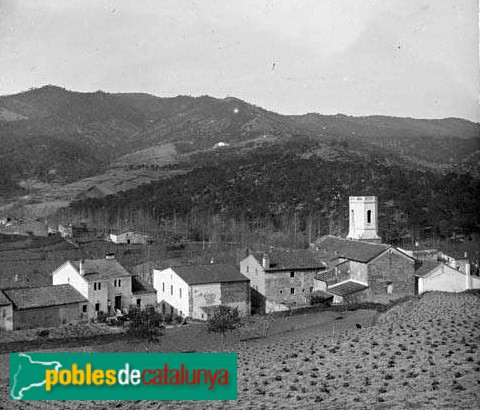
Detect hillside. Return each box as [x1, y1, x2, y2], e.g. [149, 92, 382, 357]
[0, 86, 478, 196]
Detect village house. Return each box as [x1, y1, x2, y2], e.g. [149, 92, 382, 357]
[0, 290, 13, 331]
[240, 250, 327, 313]
[52, 254, 157, 319]
[313, 235, 416, 304]
[153, 264, 250, 320]
[415, 260, 480, 295]
[0, 219, 48, 237]
[1, 284, 88, 330]
[108, 230, 152, 245]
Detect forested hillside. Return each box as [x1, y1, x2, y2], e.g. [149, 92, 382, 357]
[66, 138, 479, 246]
[1, 86, 478, 243]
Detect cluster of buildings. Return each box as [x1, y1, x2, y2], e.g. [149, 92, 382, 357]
[1, 196, 478, 332]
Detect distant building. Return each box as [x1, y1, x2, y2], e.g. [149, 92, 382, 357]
[52, 254, 157, 318]
[346, 196, 382, 244]
[0, 219, 48, 237]
[240, 250, 327, 313]
[1, 284, 88, 330]
[0, 291, 13, 331]
[415, 260, 480, 294]
[153, 264, 250, 320]
[313, 236, 415, 304]
[109, 230, 152, 245]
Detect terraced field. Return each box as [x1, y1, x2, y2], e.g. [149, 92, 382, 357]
[1, 292, 479, 409]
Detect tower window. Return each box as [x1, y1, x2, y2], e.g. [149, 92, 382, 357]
[367, 210, 372, 224]
[290, 271, 295, 278]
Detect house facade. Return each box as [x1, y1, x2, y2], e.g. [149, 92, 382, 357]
[2, 284, 88, 330]
[313, 236, 416, 304]
[415, 261, 480, 294]
[153, 264, 250, 320]
[109, 231, 151, 245]
[52, 254, 156, 318]
[240, 250, 326, 313]
[0, 291, 13, 331]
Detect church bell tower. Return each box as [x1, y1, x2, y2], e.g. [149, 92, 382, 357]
[346, 196, 381, 243]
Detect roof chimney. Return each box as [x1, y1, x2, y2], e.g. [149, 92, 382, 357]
[79, 259, 85, 275]
[262, 253, 270, 269]
[106, 252, 115, 260]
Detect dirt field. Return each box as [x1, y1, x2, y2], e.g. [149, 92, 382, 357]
[1, 292, 479, 409]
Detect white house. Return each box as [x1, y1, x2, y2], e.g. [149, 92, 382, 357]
[109, 230, 152, 245]
[153, 264, 250, 320]
[415, 260, 480, 294]
[52, 254, 157, 318]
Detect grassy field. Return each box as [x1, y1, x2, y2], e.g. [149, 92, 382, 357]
[0, 291, 479, 409]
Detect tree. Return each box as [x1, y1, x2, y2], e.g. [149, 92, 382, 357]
[207, 306, 242, 344]
[127, 305, 164, 342]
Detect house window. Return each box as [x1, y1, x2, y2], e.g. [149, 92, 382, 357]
[95, 303, 100, 312]
[367, 210, 372, 224]
[290, 288, 295, 295]
[290, 271, 295, 278]
[246, 266, 249, 273]
[94, 283, 96, 291]
[179, 288, 182, 298]
[114, 280, 117, 287]
[136, 299, 141, 307]
[387, 283, 393, 295]
[82, 305, 87, 313]
[98, 282, 101, 290]
[118, 279, 121, 287]
[171, 285, 173, 295]
[162, 282, 165, 292]
[310, 287, 313, 293]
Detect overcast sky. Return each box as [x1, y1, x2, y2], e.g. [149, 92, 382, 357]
[1, 0, 479, 121]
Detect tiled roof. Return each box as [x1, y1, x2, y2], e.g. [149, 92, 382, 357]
[169, 264, 249, 285]
[313, 235, 391, 263]
[71, 258, 131, 281]
[311, 290, 334, 300]
[327, 281, 368, 297]
[3, 284, 87, 310]
[132, 275, 157, 294]
[252, 250, 326, 271]
[0, 290, 12, 306]
[414, 260, 441, 278]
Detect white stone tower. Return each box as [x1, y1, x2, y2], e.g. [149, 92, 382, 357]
[346, 196, 381, 243]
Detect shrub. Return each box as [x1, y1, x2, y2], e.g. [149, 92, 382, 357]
[36, 329, 50, 338]
[127, 305, 164, 341]
[207, 306, 242, 343]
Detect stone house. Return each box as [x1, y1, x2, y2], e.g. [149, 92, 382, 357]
[0, 291, 13, 331]
[313, 235, 416, 304]
[1, 284, 88, 330]
[52, 254, 157, 319]
[240, 250, 327, 313]
[153, 264, 250, 320]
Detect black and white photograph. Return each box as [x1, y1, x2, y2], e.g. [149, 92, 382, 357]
[0, 0, 479, 408]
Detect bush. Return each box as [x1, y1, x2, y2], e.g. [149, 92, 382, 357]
[207, 306, 242, 343]
[127, 306, 164, 341]
[36, 329, 50, 338]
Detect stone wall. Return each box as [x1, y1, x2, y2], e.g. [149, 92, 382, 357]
[220, 281, 250, 316]
[348, 250, 415, 304]
[13, 303, 87, 330]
